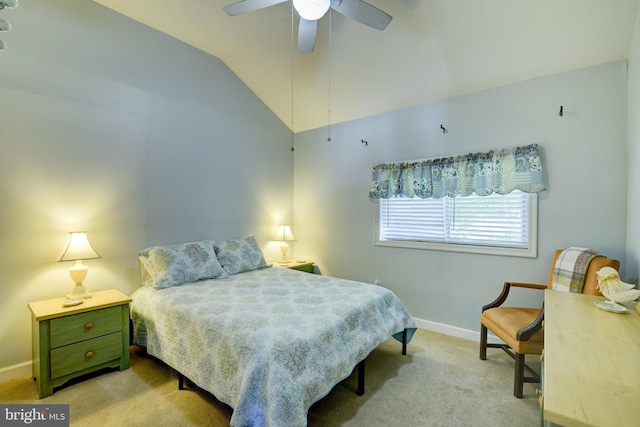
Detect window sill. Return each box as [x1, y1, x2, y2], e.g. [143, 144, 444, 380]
[374, 240, 537, 258]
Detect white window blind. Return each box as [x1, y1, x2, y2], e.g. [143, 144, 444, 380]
[378, 190, 536, 256]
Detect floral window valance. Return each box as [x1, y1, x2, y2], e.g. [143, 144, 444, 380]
[369, 143, 546, 199]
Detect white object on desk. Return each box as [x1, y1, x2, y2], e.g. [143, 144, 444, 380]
[593, 300, 627, 313]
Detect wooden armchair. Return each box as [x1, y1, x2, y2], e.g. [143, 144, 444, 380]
[479, 249, 620, 397]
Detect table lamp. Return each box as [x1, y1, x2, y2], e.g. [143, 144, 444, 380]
[272, 225, 296, 263]
[58, 231, 101, 299]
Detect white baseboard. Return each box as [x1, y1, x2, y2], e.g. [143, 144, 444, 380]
[413, 316, 502, 345]
[0, 361, 32, 384]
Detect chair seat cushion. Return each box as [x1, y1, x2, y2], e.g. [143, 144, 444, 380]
[481, 307, 543, 354]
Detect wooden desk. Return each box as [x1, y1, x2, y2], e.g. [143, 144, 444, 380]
[543, 290, 640, 426]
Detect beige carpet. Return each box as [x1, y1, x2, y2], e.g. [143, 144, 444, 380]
[0, 329, 541, 426]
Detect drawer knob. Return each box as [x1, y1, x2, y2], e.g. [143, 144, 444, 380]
[85, 323, 94, 330]
[86, 351, 94, 359]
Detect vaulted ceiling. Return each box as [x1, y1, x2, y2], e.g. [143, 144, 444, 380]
[93, 0, 639, 132]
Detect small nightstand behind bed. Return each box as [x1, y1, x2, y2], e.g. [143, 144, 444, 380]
[272, 259, 315, 273]
[28, 289, 131, 398]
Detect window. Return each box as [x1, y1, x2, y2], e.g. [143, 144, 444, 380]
[376, 190, 537, 257]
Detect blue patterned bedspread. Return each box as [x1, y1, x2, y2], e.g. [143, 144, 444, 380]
[131, 266, 416, 427]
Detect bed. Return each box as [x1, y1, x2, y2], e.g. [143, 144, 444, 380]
[131, 236, 416, 427]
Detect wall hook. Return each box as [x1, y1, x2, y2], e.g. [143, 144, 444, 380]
[361, 139, 368, 146]
[440, 124, 447, 134]
[559, 105, 563, 117]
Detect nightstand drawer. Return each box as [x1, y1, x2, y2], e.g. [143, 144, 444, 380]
[50, 332, 123, 379]
[50, 306, 122, 347]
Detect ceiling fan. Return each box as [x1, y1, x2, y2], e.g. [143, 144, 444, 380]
[223, 0, 392, 54]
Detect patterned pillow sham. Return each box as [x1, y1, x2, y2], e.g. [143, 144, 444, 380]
[214, 235, 269, 275]
[138, 240, 228, 289]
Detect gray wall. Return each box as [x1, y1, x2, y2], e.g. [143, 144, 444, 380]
[627, 3, 640, 286]
[293, 61, 628, 334]
[0, 1, 292, 372]
[0, 0, 637, 377]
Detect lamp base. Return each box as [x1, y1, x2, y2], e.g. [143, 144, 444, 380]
[279, 243, 290, 262]
[67, 261, 92, 299]
[67, 283, 92, 299]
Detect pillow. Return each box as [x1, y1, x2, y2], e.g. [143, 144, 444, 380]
[214, 235, 269, 275]
[138, 240, 228, 289]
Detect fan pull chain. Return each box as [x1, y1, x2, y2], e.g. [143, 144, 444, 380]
[290, 0, 295, 152]
[327, 8, 332, 142]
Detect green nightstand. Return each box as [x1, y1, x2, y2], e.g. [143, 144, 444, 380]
[272, 259, 315, 273]
[28, 289, 131, 398]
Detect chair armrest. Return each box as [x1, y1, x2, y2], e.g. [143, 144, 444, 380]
[509, 282, 547, 290]
[481, 281, 546, 312]
[517, 301, 545, 341]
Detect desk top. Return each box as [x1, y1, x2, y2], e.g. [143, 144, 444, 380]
[544, 290, 640, 427]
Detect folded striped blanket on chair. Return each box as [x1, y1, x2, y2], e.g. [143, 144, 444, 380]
[552, 247, 602, 293]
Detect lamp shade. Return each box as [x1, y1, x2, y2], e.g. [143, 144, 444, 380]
[272, 225, 296, 242]
[293, 0, 330, 20]
[58, 232, 101, 262]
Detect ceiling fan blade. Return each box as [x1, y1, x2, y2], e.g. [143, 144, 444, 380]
[223, 0, 288, 16]
[330, 0, 392, 31]
[298, 18, 317, 54]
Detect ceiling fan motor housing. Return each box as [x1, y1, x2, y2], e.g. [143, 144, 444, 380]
[293, 0, 330, 20]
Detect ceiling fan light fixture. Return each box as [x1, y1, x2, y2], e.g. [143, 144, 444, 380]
[293, 0, 330, 20]
[0, 0, 19, 10]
